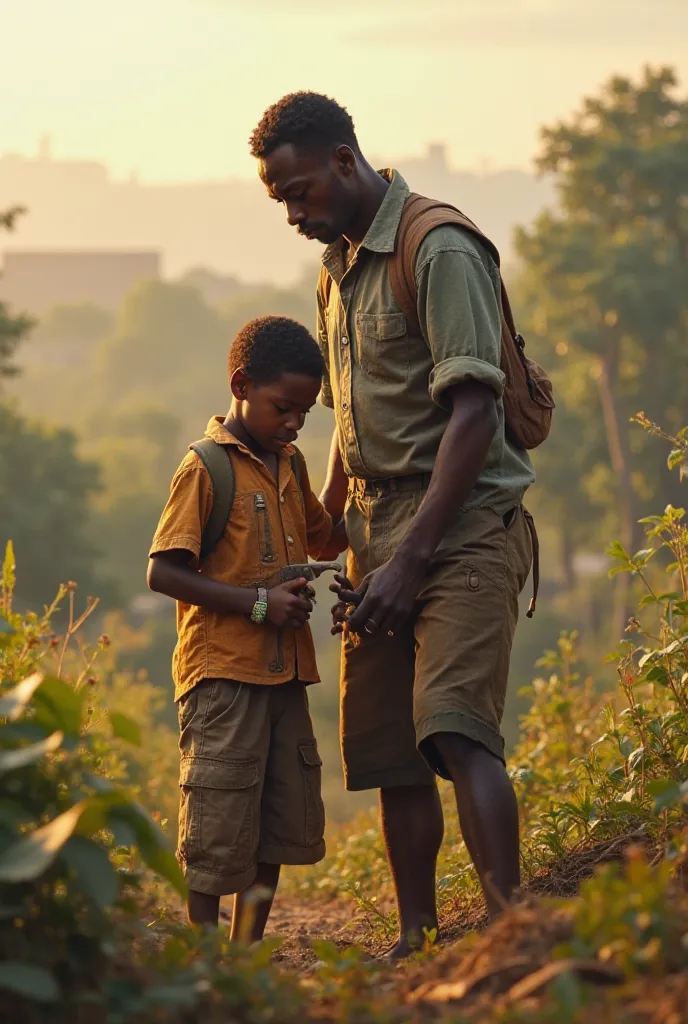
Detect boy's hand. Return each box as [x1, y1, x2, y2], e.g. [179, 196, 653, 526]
[329, 573, 364, 635]
[266, 578, 313, 630]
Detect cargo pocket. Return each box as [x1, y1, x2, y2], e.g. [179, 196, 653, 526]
[178, 757, 259, 876]
[298, 742, 325, 847]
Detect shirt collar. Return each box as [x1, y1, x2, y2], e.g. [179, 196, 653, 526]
[202, 416, 295, 460]
[321, 168, 410, 273]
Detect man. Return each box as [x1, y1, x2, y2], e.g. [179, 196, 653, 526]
[250, 92, 535, 957]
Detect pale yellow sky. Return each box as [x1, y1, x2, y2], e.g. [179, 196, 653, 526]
[4, 0, 688, 182]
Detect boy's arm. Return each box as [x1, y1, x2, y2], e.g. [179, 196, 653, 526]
[148, 551, 313, 627]
[148, 550, 255, 616]
[148, 454, 312, 627]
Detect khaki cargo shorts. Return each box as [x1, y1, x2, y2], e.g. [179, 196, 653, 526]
[340, 480, 533, 790]
[177, 678, 325, 896]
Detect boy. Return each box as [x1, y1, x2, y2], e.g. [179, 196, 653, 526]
[147, 315, 344, 939]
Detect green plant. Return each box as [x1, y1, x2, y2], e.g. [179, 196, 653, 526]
[0, 543, 184, 1015]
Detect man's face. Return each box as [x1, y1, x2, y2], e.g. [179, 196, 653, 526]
[259, 143, 358, 245]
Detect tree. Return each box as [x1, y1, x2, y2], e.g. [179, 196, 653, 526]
[515, 66, 688, 635]
[0, 405, 117, 610]
[0, 206, 116, 610]
[0, 208, 33, 386]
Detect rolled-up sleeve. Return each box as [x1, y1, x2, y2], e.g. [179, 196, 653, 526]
[316, 284, 334, 409]
[416, 236, 505, 411]
[149, 454, 212, 564]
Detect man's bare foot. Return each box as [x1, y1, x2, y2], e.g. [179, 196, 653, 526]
[381, 928, 439, 961]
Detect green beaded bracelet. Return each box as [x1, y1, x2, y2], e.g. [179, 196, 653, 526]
[250, 587, 268, 625]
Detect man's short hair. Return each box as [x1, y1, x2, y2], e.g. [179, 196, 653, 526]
[249, 92, 358, 159]
[228, 315, 325, 386]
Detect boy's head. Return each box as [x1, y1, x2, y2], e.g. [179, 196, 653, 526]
[228, 315, 325, 454]
[250, 92, 362, 246]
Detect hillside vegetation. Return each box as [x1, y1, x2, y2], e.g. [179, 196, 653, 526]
[0, 415, 686, 1023]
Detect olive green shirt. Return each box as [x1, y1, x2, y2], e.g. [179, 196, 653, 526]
[317, 169, 535, 513]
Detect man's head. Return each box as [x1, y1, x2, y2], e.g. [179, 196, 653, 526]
[228, 315, 325, 454]
[250, 92, 362, 245]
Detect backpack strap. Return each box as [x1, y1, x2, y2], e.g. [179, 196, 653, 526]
[189, 438, 235, 562]
[389, 195, 501, 337]
[290, 447, 304, 494]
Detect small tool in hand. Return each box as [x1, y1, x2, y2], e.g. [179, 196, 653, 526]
[267, 561, 342, 604]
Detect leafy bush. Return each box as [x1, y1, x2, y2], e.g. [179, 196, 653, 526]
[0, 543, 183, 1016]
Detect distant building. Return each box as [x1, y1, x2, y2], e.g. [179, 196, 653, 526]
[0, 250, 160, 314]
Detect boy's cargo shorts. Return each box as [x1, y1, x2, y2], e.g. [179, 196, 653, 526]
[177, 678, 325, 896]
[340, 478, 533, 790]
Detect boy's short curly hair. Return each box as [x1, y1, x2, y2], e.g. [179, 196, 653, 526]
[228, 315, 325, 386]
[249, 92, 357, 159]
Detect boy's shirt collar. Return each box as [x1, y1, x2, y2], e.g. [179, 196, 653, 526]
[203, 416, 296, 461]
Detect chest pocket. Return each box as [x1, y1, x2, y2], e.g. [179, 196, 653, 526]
[355, 312, 408, 383]
[218, 490, 277, 587]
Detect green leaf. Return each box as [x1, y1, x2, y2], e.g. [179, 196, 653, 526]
[668, 448, 685, 470]
[109, 711, 141, 746]
[0, 801, 87, 882]
[0, 731, 63, 774]
[648, 778, 688, 814]
[0, 962, 60, 1003]
[62, 835, 119, 909]
[0, 673, 44, 722]
[0, 617, 15, 649]
[33, 676, 84, 736]
[2, 540, 16, 595]
[107, 803, 185, 895]
[645, 666, 671, 686]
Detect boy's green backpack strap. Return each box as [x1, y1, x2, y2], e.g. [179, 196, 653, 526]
[189, 438, 235, 561]
[290, 446, 304, 495]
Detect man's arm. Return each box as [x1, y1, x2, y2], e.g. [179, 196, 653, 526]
[341, 235, 504, 636]
[148, 550, 312, 629]
[319, 429, 348, 524]
[345, 381, 497, 635]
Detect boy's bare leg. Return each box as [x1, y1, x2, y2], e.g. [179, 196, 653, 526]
[187, 890, 220, 926]
[230, 863, 281, 943]
[432, 732, 520, 918]
[379, 784, 444, 959]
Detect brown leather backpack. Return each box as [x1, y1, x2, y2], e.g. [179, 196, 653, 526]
[318, 192, 555, 451]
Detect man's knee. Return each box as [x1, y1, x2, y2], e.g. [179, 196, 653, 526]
[427, 731, 499, 778]
[380, 782, 437, 808]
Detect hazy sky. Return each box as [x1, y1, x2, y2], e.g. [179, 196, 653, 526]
[4, 0, 687, 182]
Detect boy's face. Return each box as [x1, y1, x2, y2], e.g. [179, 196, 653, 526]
[231, 370, 321, 454]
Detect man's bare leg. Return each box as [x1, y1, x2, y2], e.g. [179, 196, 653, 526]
[379, 783, 444, 958]
[187, 890, 220, 926]
[432, 732, 520, 918]
[230, 863, 281, 943]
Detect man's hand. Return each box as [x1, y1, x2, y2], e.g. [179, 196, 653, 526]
[266, 579, 313, 630]
[329, 573, 361, 635]
[330, 559, 426, 638]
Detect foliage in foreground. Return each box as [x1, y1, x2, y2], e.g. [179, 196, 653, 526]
[0, 417, 686, 1023]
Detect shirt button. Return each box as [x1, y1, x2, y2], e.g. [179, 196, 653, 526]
[287, 535, 294, 544]
[342, 335, 349, 346]
[280, 495, 285, 504]
[342, 402, 349, 411]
